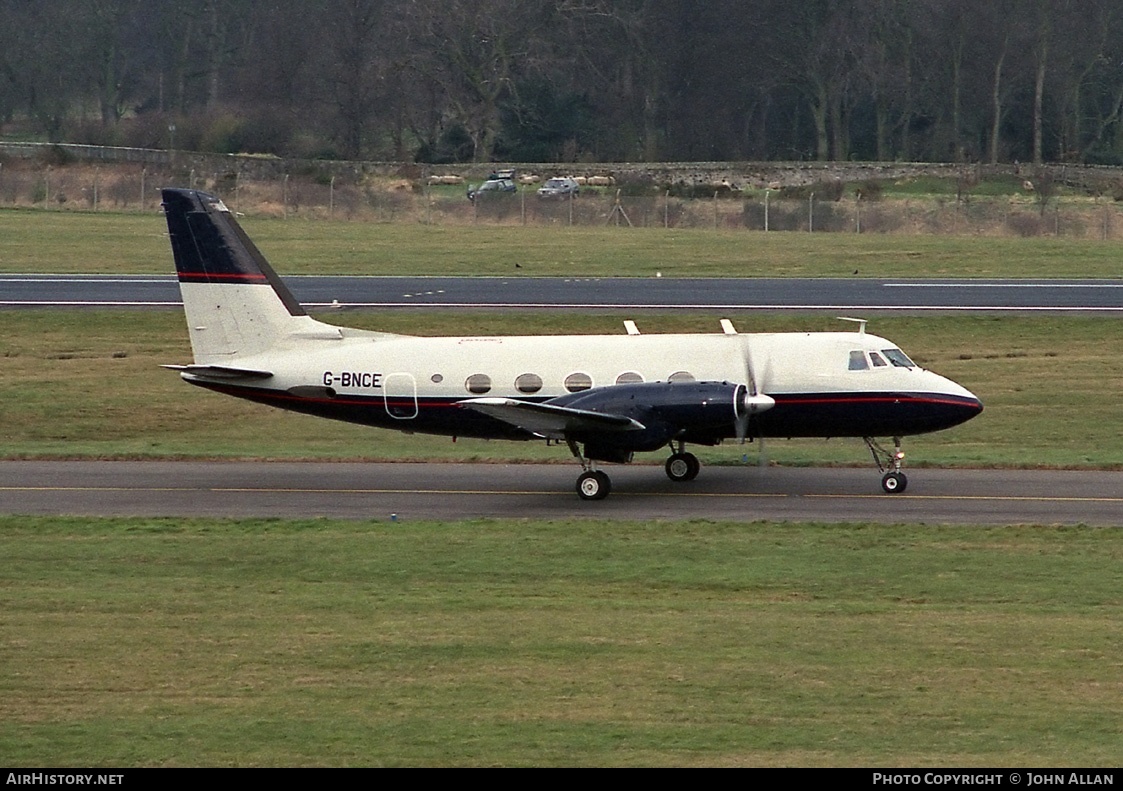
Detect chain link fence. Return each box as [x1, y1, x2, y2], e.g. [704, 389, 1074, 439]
[1, 158, 1122, 239]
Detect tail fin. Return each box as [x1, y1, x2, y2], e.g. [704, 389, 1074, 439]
[162, 188, 339, 362]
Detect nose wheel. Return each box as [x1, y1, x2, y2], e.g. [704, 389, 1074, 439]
[866, 436, 908, 494]
[881, 471, 908, 493]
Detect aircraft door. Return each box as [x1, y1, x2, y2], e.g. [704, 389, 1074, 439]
[383, 372, 418, 419]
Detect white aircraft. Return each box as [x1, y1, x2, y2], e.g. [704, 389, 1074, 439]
[161, 188, 982, 500]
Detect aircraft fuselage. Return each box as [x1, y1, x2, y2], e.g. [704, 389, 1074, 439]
[161, 187, 982, 499]
[181, 312, 980, 442]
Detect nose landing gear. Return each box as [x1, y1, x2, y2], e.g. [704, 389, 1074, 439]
[865, 436, 908, 494]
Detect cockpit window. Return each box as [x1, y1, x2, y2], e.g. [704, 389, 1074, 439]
[869, 351, 888, 367]
[848, 350, 869, 370]
[882, 348, 915, 368]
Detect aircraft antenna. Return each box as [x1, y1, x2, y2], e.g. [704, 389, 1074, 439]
[836, 316, 867, 338]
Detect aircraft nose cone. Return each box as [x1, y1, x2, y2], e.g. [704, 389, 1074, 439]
[942, 383, 983, 428]
[959, 383, 983, 415]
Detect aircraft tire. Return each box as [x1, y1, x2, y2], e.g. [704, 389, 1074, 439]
[665, 452, 701, 482]
[577, 470, 611, 501]
[881, 471, 908, 493]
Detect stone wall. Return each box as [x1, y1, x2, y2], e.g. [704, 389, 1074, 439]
[4, 141, 1121, 194]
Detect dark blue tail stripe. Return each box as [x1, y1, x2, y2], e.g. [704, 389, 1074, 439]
[162, 188, 306, 317]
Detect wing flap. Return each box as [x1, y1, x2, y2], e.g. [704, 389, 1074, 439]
[458, 397, 645, 439]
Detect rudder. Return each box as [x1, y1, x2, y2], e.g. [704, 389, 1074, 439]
[162, 188, 334, 362]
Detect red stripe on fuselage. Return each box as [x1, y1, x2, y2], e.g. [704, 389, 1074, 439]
[774, 393, 980, 408]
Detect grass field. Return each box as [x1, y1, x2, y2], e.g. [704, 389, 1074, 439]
[2, 310, 1122, 468]
[5, 206, 1123, 277]
[1, 516, 1120, 767]
[3, 207, 1123, 767]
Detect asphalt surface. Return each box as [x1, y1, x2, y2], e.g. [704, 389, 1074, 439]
[4, 275, 1120, 525]
[3, 461, 1121, 525]
[5, 274, 1123, 311]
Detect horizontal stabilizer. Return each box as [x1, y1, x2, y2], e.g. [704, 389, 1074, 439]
[161, 364, 274, 380]
[458, 397, 645, 439]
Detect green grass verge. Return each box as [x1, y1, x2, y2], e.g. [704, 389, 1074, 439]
[2, 310, 1121, 468]
[1, 516, 1120, 766]
[5, 206, 1123, 277]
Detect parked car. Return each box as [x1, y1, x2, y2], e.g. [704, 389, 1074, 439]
[537, 177, 580, 199]
[467, 177, 517, 202]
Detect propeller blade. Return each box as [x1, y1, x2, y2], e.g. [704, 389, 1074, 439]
[736, 336, 774, 443]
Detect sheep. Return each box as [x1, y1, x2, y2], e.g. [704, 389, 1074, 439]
[426, 174, 464, 186]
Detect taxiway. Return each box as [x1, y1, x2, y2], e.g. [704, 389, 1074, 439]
[3, 461, 1120, 525]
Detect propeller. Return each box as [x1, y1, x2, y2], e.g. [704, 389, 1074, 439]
[742, 339, 775, 468]
[724, 321, 775, 444]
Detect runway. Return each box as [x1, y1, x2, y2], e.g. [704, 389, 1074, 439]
[3, 461, 1121, 525]
[5, 274, 1123, 312]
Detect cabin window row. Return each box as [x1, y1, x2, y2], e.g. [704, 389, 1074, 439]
[455, 370, 697, 395]
[848, 348, 916, 371]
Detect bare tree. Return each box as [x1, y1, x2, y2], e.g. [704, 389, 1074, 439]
[404, 0, 550, 161]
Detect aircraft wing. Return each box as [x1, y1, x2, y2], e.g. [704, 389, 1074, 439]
[161, 364, 274, 380]
[458, 397, 645, 439]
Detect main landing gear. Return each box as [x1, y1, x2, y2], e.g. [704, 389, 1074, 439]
[576, 469, 611, 500]
[568, 439, 612, 501]
[865, 436, 908, 493]
[664, 443, 700, 483]
[569, 439, 703, 500]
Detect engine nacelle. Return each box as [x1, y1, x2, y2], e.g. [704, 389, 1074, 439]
[550, 380, 758, 452]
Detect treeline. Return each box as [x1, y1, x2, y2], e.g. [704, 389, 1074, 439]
[3, 0, 1123, 166]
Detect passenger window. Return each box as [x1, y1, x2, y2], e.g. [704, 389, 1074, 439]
[565, 372, 593, 392]
[515, 373, 543, 394]
[465, 373, 492, 394]
[668, 371, 695, 383]
[616, 372, 644, 385]
[848, 351, 869, 371]
[870, 352, 888, 367]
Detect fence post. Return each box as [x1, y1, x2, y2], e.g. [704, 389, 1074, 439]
[764, 189, 770, 231]
[808, 191, 814, 233]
